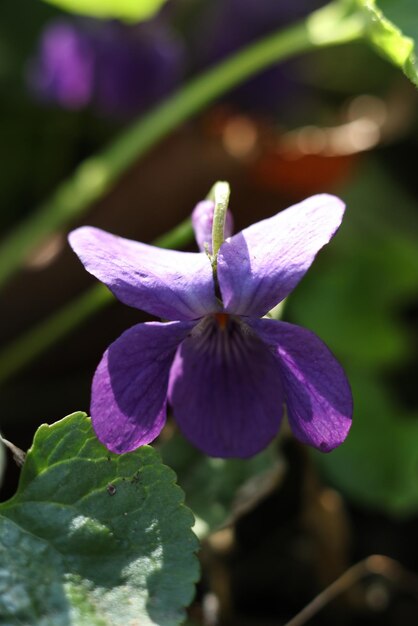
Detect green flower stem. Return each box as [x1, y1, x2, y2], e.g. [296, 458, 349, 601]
[0, 0, 364, 289]
[208, 181, 231, 263]
[0, 218, 193, 386]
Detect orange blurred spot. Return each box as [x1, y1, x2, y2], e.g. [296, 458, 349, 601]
[251, 150, 356, 198]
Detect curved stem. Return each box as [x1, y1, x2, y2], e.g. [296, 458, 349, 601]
[284, 555, 418, 626]
[209, 181, 231, 264]
[0, 0, 364, 289]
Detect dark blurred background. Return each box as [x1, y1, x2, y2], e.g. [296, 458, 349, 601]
[1, 1, 418, 624]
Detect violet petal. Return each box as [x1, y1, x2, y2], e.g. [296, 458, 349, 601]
[249, 318, 353, 451]
[69, 226, 219, 320]
[91, 320, 195, 453]
[168, 315, 284, 458]
[217, 194, 345, 316]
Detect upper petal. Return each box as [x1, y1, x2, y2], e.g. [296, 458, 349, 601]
[249, 318, 353, 451]
[217, 194, 345, 316]
[69, 226, 219, 320]
[192, 199, 234, 254]
[91, 320, 195, 453]
[168, 315, 284, 458]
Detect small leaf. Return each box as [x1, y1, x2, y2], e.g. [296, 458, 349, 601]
[160, 432, 282, 538]
[0, 439, 5, 490]
[0, 412, 199, 625]
[358, 0, 418, 86]
[41, 0, 169, 23]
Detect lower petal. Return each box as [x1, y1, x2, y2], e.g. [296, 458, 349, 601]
[91, 320, 194, 453]
[249, 318, 353, 451]
[168, 315, 284, 458]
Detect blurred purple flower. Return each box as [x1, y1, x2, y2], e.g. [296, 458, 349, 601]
[27, 18, 184, 118]
[28, 21, 95, 110]
[69, 193, 352, 458]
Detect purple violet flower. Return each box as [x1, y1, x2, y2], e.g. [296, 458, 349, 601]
[69, 192, 352, 458]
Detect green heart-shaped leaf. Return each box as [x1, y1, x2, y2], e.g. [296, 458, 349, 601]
[0, 412, 198, 625]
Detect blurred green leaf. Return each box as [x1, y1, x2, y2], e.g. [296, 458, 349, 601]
[315, 370, 418, 514]
[288, 259, 410, 368]
[289, 159, 418, 514]
[289, 160, 418, 368]
[0, 412, 198, 625]
[160, 432, 282, 538]
[0, 440, 4, 490]
[41, 0, 169, 22]
[358, 0, 418, 85]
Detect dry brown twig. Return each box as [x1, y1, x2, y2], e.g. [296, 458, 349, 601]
[284, 554, 418, 626]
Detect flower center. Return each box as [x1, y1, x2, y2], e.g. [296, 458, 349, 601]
[214, 312, 229, 330]
[187, 314, 275, 375]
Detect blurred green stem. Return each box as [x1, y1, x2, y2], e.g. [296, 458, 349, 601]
[0, 219, 193, 385]
[0, 0, 364, 289]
